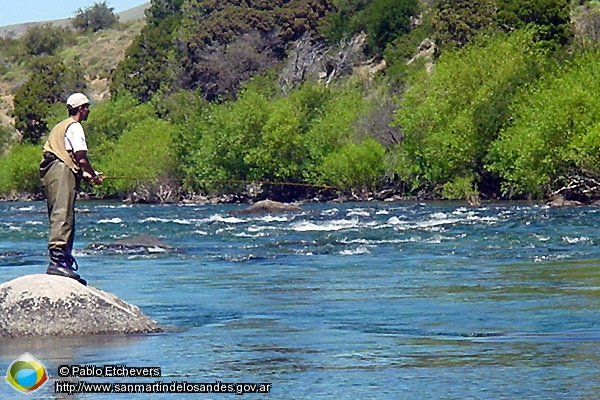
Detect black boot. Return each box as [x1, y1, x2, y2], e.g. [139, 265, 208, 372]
[46, 250, 87, 286]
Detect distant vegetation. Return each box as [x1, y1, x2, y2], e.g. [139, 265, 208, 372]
[2, 0, 600, 203]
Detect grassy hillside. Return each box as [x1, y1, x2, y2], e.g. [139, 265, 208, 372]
[0, 3, 149, 38]
[0, 3, 149, 133]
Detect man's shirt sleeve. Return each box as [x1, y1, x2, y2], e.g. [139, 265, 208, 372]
[64, 122, 88, 152]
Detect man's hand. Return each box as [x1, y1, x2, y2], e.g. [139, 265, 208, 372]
[82, 171, 104, 185]
[92, 172, 104, 185]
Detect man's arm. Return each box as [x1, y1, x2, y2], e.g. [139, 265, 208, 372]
[74, 151, 103, 185]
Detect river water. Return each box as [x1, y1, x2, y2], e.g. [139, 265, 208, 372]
[0, 200, 599, 399]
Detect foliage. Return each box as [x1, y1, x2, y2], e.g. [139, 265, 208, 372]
[174, 81, 369, 196]
[383, 22, 431, 84]
[110, 0, 185, 102]
[319, 0, 370, 44]
[5, 0, 600, 201]
[0, 37, 23, 68]
[72, 1, 118, 33]
[486, 49, 600, 198]
[393, 29, 549, 193]
[359, 0, 420, 55]
[320, 0, 419, 54]
[21, 24, 74, 56]
[111, 0, 338, 102]
[93, 117, 178, 197]
[182, 31, 282, 102]
[495, 0, 572, 48]
[85, 93, 155, 144]
[431, 0, 496, 54]
[179, 87, 272, 193]
[441, 175, 478, 200]
[0, 143, 42, 195]
[12, 57, 87, 144]
[0, 124, 12, 151]
[317, 137, 385, 191]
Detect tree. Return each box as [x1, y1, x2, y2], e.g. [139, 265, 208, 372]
[110, 0, 185, 102]
[320, 0, 419, 55]
[175, 0, 333, 101]
[21, 24, 73, 56]
[431, 0, 497, 54]
[393, 30, 549, 194]
[12, 57, 86, 144]
[319, 0, 371, 45]
[486, 49, 600, 199]
[495, 0, 572, 47]
[72, 1, 118, 32]
[186, 31, 281, 102]
[359, 0, 420, 54]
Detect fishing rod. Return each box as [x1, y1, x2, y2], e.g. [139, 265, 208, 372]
[101, 176, 338, 190]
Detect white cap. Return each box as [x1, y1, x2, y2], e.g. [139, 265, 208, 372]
[66, 93, 90, 109]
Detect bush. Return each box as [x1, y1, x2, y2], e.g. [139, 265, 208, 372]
[21, 24, 73, 56]
[181, 88, 272, 194]
[441, 176, 479, 200]
[93, 118, 178, 198]
[72, 1, 118, 33]
[486, 49, 600, 198]
[317, 137, 386, 191]
[0, 144, 42, 195]
[85, 93, 155, 144]
[176, 81, 373, 196]
[393, 29, 549, 192]
[12, 57, 86, 144]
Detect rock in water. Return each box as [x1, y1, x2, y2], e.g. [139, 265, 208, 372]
[85, 234, 175, 254]
[230, 199, 302, 215]
[0, 274, 162, 338]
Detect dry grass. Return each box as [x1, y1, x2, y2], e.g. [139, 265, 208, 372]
[0, 20, 145, 133]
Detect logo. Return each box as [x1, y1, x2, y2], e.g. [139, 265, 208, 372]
[5, 353, 49, 394]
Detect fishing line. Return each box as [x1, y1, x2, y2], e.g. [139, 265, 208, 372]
[102, 176, 337, 190]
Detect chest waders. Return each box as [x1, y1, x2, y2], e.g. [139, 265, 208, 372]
[40, 151, 86, 286]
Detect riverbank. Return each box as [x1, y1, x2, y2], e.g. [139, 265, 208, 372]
[0, 187, 596, 207]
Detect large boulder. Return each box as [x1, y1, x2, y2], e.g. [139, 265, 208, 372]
[0, 274, 162, 338]
[230, 199, 302, 216]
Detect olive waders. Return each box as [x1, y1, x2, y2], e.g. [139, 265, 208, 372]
[40, 152, 86, 285]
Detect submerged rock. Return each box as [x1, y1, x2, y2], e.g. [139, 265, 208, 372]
[230, 199, 302, 215]
[0, 274, 162, 338]
[546, 195, 582, 207]
[85, 234, 175, 254]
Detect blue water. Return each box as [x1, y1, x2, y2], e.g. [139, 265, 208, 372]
[1, 200, 599, 399]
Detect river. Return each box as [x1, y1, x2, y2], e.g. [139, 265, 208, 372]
[0, 200, 599, 399]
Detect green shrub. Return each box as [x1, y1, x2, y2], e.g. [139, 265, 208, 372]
[183, 88, 271, 193]
[441, 176, 479, 200]
[486, 49, 600, 198]
[318, 137, 385, 191]
[0, 144, 42, 195]
[86, 93, 154, 144]
[393, 29, 549, 191]
[94, 118, 177, 197]
[72, 1, 118, 33]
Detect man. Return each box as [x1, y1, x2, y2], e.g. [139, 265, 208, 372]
[39, 93, 103, 286]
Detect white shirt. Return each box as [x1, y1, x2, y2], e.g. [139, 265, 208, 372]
[64, 122, 88, 152]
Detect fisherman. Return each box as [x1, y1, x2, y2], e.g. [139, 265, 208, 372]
[39, 93, 104, 285]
